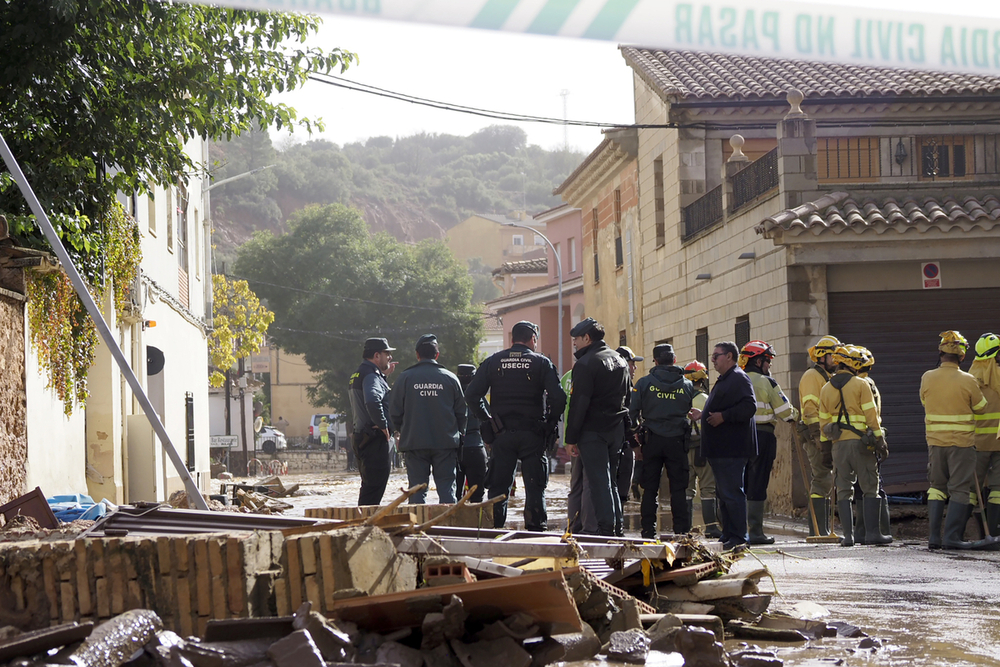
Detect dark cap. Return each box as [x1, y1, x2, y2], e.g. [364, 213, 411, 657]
[363, 337, 395, 354]
[416, 333, 438, 349]
[616, 346, 644, 363]
[653, 343, 674, 360]
[511, 320, 539, 338]
[570, 317, 598, 338]
[457, 363, 476, 376]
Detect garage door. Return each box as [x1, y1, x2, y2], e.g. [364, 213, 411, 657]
[829, 288, 1000, 494]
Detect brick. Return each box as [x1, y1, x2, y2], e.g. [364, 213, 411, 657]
[74, 540, 92, 617]
[298, 536, 316, 576]
[208, 539, 227, 620]
[108, 539, 125, 615]
[157, 536, 172, 575]
[194, 539, 211, 617]
[226, 537, 246, 616]
[96, 577, 110, 619]
[274, 577, 291, 617]
[177, 576, 193, 637]
[60, 581, 75, 623]
[318, 534, 336, 614]
[304, 574, 321, 608]
[286, 538, 303, 610]
[40, 544, 59, 623]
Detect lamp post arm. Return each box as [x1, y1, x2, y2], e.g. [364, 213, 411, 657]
[504, 222, 563, 372]
[203, 164, 276, 193]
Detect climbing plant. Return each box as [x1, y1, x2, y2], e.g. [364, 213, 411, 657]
[209, 274, 274, 388]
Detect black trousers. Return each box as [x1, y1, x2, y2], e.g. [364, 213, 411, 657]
[640, 432, 690, 536]
[456, 445, 488, 503]
[616, 444, 634, 506]
[355, 431, 390, 506]
[489, 430, 547, 530]
[744, 429, 777, 502]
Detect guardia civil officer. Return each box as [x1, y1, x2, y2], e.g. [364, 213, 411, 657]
[349, 337, 396, 506]
[465, 321, 566, 530]
[565, 318, 631, 537]
[629, 343, 697, 537]
[456, 364, 489, 503]
[389, 334, 467, 504]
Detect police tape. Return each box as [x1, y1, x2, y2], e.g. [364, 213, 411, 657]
[182, 0, 1000, 74]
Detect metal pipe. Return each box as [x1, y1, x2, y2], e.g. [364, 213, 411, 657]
[0, 131, 210, 510]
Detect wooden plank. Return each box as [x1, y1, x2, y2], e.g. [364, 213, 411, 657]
[330, 568, 582, 636]
[616, 561, 721, 588]
[286, 538, 303, 611]
[395, 536, 677, 561]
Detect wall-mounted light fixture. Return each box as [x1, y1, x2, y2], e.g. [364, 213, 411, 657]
[894, 139, 908, 165]
[738, 251, 756, 260]
[696, 273, 712, 280]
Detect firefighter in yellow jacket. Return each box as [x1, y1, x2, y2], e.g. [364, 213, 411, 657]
[971, 333, 1000, 537]
[920, 331, 988, 550]
[853, 347, 890, 544]
[798, 335, 840, 536]
[819, 345, 890, 547]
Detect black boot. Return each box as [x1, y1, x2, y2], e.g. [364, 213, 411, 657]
[927, 499, 946, 549]
[838, 499, 854, 547]
[854, 492, 867, 545]
[943, 502, 973, 549]
[747, 500, 774, 545]
[702, 499, 723, 539]
[809, 497, 829, 537]
[879, 492, 891, 536]
[987, 503, 1000, 537]
[864, 497, 892, 545]
[826, 499, 833, 535]
[687, 498, 694, 531]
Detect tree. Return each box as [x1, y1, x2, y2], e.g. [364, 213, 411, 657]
[209, 275, 274, 389]
[0, 1, 354, 262]
[233, 204, 482, 416]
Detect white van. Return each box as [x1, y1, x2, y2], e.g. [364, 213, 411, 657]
[308, 414, 348, 448]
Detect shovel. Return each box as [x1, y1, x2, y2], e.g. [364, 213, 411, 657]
[791, 425, 841, 544]
[966, 470, 1000, 551]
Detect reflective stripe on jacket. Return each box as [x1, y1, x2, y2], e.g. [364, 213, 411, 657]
[974, 383, 1000, 452]
[919, 362, 988, 448]
[747, 369, 797, 430]
[798, 365, 830, 425]
[818, 371, 883, 442]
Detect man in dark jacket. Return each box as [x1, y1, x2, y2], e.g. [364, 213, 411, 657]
[691, 341, 758, 550]
[465, 321, 566, 530]
[349, 337, 397, 506]
[630, 343, 697, 537]
[456, 363, 488, 503]
[565, 318, 631, 536]
[389, 334, 467, 504]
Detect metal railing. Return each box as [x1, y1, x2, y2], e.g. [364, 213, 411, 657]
[682, 184, 723, 239]
[731, 148, 779, 211]
[818, 135, 1000, 181]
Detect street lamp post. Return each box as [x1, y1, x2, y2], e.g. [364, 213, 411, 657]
[505, 222, 563, 372]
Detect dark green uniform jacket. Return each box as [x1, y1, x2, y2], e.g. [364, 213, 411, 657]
[629, 365, 697, 438]
[389, 359, 467, 452]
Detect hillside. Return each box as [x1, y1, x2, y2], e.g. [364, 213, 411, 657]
[208, 125, 585, 265]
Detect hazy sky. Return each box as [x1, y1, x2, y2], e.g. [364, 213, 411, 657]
[271, 0, 995, 154]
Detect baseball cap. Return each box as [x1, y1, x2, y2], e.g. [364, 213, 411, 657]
[570, 317, 598, 338]
[616, 346, 644, 363]
[416, 333, 438, 349]
[511, 320, 539, 338]
[363, 337, 395, 354]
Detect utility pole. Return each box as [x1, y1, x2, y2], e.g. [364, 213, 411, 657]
[560, 89, 570, 151]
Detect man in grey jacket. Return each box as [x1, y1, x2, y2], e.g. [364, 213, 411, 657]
[390, 334, 467, 504]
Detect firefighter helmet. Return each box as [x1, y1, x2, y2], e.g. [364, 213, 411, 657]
[975, 333, 1000, 360]
[808, 335, 842, 363]
[684, 361, 708, 382]
[939, 330, 969, 356]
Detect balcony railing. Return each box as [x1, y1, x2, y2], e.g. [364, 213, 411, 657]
[818, 134, 1000, 181]
[682, 184, 723, 240]
[731, 148, 779, 211]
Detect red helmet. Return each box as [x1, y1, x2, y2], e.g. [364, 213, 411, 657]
[741, 340, 776, 360]
[684, 361, 708, 381]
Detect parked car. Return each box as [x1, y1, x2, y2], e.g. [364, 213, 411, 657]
[308, 414, 348, 448]
[256, 426, 288, 455]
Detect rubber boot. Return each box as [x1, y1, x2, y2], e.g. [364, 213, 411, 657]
[942, 501, 974, 549]
[826, 499, 833, 535]
[809, 497, 829, 536]
[747, 500, 775, 545]
[986, 503, 1000, 537]
[854, 492, 867, 545]
[702, 499, 723, 538]
[879, 493, 890, 537]
[838, 499, 854, 547]
[927, 499, 946, 549]
[864, 497, 892, 545]
[687, 498, 694, 532]
[972, 508, 986, 540]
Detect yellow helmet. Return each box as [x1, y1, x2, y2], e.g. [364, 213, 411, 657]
[832, 345, 865, 371]
[808, 335, 842, 363]
[976, 333, 1000, 360]
[857, 346, 874, 368]
[939, 330, 969, 356]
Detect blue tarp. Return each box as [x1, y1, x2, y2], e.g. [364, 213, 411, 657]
[47, 494, 112, 522]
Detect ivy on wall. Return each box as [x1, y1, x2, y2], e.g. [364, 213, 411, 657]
[24, 202, 142, 415]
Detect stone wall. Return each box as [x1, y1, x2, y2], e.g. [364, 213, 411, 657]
[0, 282, 27, 505]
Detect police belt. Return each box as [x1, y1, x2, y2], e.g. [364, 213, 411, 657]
[498, 415, 547, 435]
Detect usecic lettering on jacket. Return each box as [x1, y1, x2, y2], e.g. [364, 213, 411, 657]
[500, 360, 531, 370]
[413, 382, 445, 396]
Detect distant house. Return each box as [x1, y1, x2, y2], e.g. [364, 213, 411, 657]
[445, 212, 546, 270]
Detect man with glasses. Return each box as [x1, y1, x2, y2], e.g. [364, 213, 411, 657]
[690, 341, 757, 550]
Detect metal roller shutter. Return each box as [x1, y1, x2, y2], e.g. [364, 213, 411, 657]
[828, 288, 1000, 494]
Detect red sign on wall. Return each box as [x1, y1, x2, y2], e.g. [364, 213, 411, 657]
[922, 262, 941, 289]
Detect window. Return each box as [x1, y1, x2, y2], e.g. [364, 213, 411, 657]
[148, 196, 157, 235]
[654, 158, 665, 247]
[920, 136, 970, 179]
[619, 330, 627, 346]
[696, 329, 709, 369]
[568, 237, 577, 273]
[591, 208, 599, 283]
[533, 234, 545, 247]
[194, 208, 201, 279]
[176, 184, 189, 271]
[735, 315, 750, 349]
[512, 234, 524, 246]
[166, 186, 174, 252]
[613, 188, 623, 268]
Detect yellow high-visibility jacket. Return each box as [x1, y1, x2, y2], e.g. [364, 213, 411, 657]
[798, 365, 831, 425]
[974, 383, 1000, 452]
[748, 370, 797, 430]
[859, 373, 882, 418]
[818, 371, 883, 442]
[919, 362, 987, 448]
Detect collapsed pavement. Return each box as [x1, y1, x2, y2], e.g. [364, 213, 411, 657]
[0, 484, 884, 666]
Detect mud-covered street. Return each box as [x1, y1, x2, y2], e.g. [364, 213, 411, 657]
[218, 468, 1000, 666]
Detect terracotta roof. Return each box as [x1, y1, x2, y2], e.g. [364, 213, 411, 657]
[492, 257, 547, 275]
[482, 310, 503, 332]
[755, 192, 1000, 237]
[621, 48, 1000, 101]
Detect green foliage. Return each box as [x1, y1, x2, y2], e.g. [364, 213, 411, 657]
[209, 274, 275, 387]
[233, 204, 482, 415]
